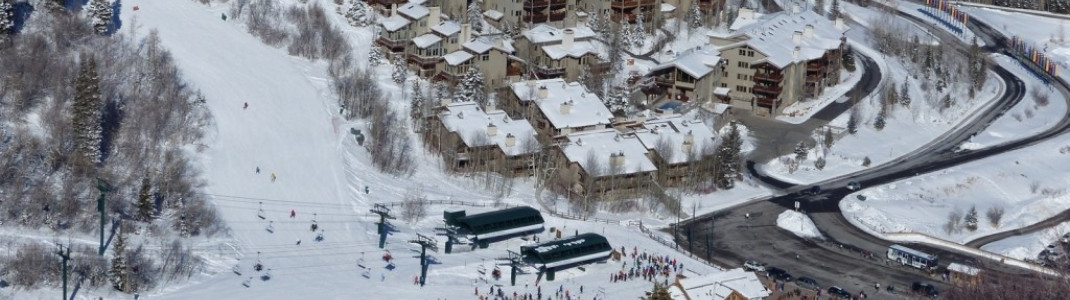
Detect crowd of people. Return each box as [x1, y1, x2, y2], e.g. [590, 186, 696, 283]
[609, 246, 684, 286]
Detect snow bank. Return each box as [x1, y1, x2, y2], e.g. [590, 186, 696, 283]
[776, 210, 823, 239]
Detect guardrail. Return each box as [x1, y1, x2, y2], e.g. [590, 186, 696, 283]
[883, 232, 1060, 276]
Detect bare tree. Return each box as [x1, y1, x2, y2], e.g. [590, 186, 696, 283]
[401, 187, 429, 224]
[986, 206, 1005, 227]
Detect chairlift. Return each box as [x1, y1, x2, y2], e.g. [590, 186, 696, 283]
[358, 257, 366, 269]
[257, 202, 266, 219]
[232, 263, 242, 276]
[382, 251, 393, 262]
[242, 277, 252, 287]
[266, 221, 274, 233]
[260, 269, 272, 281]
[315, 230, 324, 242]
[362, 269, 371, 278]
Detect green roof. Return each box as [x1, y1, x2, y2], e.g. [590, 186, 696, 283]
[456, 206, 544, 235]
[521, 233, 611, 265]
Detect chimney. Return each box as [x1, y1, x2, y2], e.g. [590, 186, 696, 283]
[429, 7, 441, 27]
[739, 7, 754, 20]
[793, 46, 801, 60]
[804, 24, 814, 38]
[560, 100, 572, 115]
[610, 151, 625, 168]
[562, 29, 575, 50]
[441, 95, 452, 106]
[526, 79, 536, 87]
[391, 3, 398, 17]
[485, 101, 496, 112]
[537, 86, 549, 99]
[792, 4, 801, 14]
[461, 23, 472, 43]
[682, 130, 695, 155]
[835, 17, 845, 30]
[575, 138, 583, 146]
[792, 31, 802, 45]
[486, 123, 498, 136]
[505, 133, 516, 147]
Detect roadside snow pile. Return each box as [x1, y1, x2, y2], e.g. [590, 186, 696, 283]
[776, 210, 823, 239]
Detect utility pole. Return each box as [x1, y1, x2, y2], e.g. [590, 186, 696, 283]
[57, 244, 71, 300]
[96, 178, 112, 256]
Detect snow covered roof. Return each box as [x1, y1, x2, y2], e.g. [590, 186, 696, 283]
[464, 40, 493, 54]
[412, 33, 442, 48]
[439, 102, 538, 157]
[521, 24, 597, 44]
[443, 50, 474, 65]
[715, 10, 848, 68]
[661, 3, 676, 13]
[432, 21, 461, 37]
[633, 115, 716, 164]
[729, 8, 765, 31]
[948, 263, 982, 276]
[713, 87, 730, 96]
[483, 9, 504, 21]
[670, 268, 771, 300]
[649, 45, 722, 78]
[560, 129, 657, 175]
[541, 40, 600, 60]
[510, 78, 613, 130]
[380, 15, 411, 32]
[397, 3, 429, 20]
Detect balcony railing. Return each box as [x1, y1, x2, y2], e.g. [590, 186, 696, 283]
[805, 74, 823, 83]
[407, 54, 441, 68]
[807, 61, 826, 72]
[756, 97, 779, 107]
[612, 0, 654, 9]
[610, 13, 638, 23]
[524, 0, 550, 9]
[654, 76, 674, 86]
[549, 0, 566, 9]
[549, 10, 567, 21]
[753, 85, 781, 96]
[434, 71, 462, 83]
[753, 72, 783, 83]
[376, 36, 407, 52]
[367, 0, 407, 7]
[522, 13, 548, 24]
[533, 66, 566, 79]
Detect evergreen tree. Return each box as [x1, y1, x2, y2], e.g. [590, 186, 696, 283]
[457, 66, 487, 106]
[467, 1, 483, 33]
[368, 47, 384, 66]
[793, 141, 808, 161]
[109, 226, 130, 292]
[391, 55, 406, 86]
[847, 108, 858, 134]
[632, 14, 646, 48]
[899, 79, 911, 107]
[46, 0, 65, 12]
[842, 47, 855, 72]
[346, 0, 373, 27]
[87, 0, 113, 35]
[72, 54, 104, 166]
[602, 86, 629, 115]
[969, 37, 986, 92]
[923, 46, 934, 77]
[433, 81, 451, 104]
[965, 206, 979, 231]
[643, 283, 672, 300]
[862, 156, 871, 167]
[687, 1, 704, 30]
[410, 80, 424, 129]
[0, 0, 14, 36]
[136, 176, 154, 221]
[910, 35, 921, 64]
[943, 94, 953, 109]
[874, 103, 887, 131]
[824, 127, 834, 148]
[830, 0, 841, 20]
[815, 0, 826, 16]
[716, 122, 743, 189]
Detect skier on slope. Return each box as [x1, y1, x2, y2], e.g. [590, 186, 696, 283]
[290, 209, 296, 218]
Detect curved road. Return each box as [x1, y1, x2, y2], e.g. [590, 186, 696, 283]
[675, 1, 1070, 296]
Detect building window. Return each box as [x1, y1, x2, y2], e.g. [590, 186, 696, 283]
[482, 54, 490, 61]
[738, 49, 746, 56]
[721, 83, 728, 88]
[748, 50, 755, 57]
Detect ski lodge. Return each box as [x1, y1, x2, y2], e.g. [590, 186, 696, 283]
[520, 233, 612, 281]
[443, 206, 545, 246]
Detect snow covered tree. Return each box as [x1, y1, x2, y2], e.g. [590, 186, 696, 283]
[0, 0, 14, 36]
[716, 121, 743, 189]
[687, 1, 704, 30]
[410, 79, 425, 130]
[87, 0, 113, 34]
[391, 55, 406, 86]
[861, 156, 871, 167]
[842, 47, 856, 72]
[814, 156, 826, 170]
[793, 141, 808, 161]
[136, 176, 154, 222]
[602, 86, 629, 115]
[643, 283, 673, 300]
[467, 0, 483, 33]
[968, 37, 986, 93]
[110, 226, 131, 292]
[433, 81, 451, 104]
[72, 55, 104, 167]
[345, 0, 373, 27]
[368, 47, 384, 66]
[632, 14, 646, 48]
[830, 0, 841, 20]
[847, 108, 858, 134]
[457, 66, 487, 106]
[965, 206, 979, 231]
[824, 127, 834, 148]
[874, 103, 887, 131]
[942, 93, 953, 109]
[588, 10, 608, 40]
[815, 0, 826, 16]
[899, 79, 911, 107]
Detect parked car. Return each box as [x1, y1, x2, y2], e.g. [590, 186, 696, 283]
[912, 281, 939, 298]
[827, 286, 851, 299]
[796, 276, 819, 291]
[765, 267, 792, 282]
[846, 181, 861, 191]
[743, 260, 766, 272]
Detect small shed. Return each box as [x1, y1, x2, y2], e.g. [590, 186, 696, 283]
[947, 262, 982, 286]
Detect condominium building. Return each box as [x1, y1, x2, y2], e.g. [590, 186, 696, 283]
[632, 115, 717, 187]
[487, 0, 608, 29]
[645, 45, 723, 103]
[504, 78, 613, 143]
[548, 129, 657, 200]
[424, 102, 540, 176]
[515, 24, 605, 82]
[707, 7, 849, 117]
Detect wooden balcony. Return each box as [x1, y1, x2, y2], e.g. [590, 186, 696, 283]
[367, 0, 407, 7]
[407, 54, 441, 68]
[654, 76, 674, 86]
[376, 36, 407, 53]
[754, 72, 783, 83]
[807, 61, 827, 72]
[549, 10, 567, 21]
[549, 0, 567, 9]
[522, 13, 548, 24]
[612, 0, 655, 9]
[756, 97, 780, 108]
[753, 84, 781, 96]
[610, 13, 638, 23]
[805, 74, 823, 83]
[434, 71, 462, 83]
[524, 0, 550, 9]
[533, 66, 566, 79]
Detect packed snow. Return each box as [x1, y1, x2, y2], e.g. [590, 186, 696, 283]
[776, 210, 824, 239]
[961, 55, 1067, 149]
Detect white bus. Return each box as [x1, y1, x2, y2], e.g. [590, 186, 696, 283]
[887, 244, 939, 271]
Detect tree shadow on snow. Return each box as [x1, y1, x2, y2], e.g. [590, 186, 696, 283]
[107, 0, 121, 36]
[12, 1, 35, 34]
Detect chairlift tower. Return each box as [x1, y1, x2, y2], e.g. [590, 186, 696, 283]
[408, 233, 438, 286]
[96, 178, 113, 255]
[56, 244, 71, 300]
[370, 203, 396, 248]
[495, 250, 528, 286]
